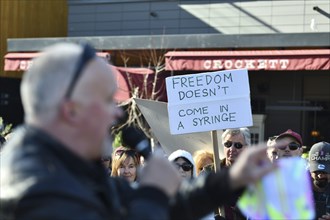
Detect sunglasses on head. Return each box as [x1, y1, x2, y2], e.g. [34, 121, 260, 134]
[224, 141, 244, 149]
[278, 142, 301, 151]
[174, 163, 193, 172]
[64, 43, 96, 99]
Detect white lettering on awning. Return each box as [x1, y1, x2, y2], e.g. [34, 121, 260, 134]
[19, 60, 33, 71]
[203, 59, 290, 70]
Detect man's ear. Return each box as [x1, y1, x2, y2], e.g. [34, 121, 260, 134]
[59, 100, 79, 123]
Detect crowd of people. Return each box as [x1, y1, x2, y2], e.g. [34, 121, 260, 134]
[0, 42, 329, 220]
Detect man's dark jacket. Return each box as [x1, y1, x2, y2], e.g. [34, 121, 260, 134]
[0, 126, 242, 220]
[219, 159, 246, 220]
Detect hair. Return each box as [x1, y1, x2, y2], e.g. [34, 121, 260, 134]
[20, 43, 83, 124]
[193, 150, 214, 176]
[221, 127, 251, 146]
[111, 147, 140, 180]
[267, 136, 278, 147]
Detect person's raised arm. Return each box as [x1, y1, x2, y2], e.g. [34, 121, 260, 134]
[127, 150, 182, 220]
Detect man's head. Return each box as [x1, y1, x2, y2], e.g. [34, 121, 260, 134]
[275, 129, 303, 158]
[221, 128, 250, 167]
[308, 142, 330, 190]
[21, 43, 122, 160]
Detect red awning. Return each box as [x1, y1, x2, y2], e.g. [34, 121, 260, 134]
[4, 52, 154, 102]
[165, 49, 330, 71]
[4, 52, 110, 71]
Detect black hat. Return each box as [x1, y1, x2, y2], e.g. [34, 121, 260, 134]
[308, 142, 330, 173]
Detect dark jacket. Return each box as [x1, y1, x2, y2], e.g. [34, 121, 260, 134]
[0, 126, 243, 220]
[313, 185, 330, 220]
[219, 159, 246, 220]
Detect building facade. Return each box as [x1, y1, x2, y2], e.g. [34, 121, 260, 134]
[0, 0, 67, 126]
[2, 0, 330, 147]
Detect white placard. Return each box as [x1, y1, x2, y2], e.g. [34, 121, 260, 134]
[134, 98, 224, 158]
[166, 69, 252, 135]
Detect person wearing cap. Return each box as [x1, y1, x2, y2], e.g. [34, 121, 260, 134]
[168, 149, 196, 180]
[275, 129, 303, 158]
[308, 142, 330, 220]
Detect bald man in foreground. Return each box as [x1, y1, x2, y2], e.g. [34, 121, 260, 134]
[0, 43, 276, 220]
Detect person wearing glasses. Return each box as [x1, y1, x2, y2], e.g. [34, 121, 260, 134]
[111, 146, 140, 182]
[168, 149, 196, 180]
[0, 43, 183, 220]
[219, 128, 251, 220]
[221, 128, 251, 168]
[0, 42, 278, 220]
[274, 129, 303, 158]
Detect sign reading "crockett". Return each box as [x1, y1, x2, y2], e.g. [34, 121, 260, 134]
[166, 69, 252, 135]
[203, 59, 289, 70]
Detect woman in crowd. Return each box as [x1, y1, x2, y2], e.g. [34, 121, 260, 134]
[168, 149, 196, 180]
[170, 149, 218, 220]
[193, 150, 214, 176]
[193, 150, 219, 220]
[111, 146, 140, 183]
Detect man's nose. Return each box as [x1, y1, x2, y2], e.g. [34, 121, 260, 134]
[228, 145, 235, 150]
